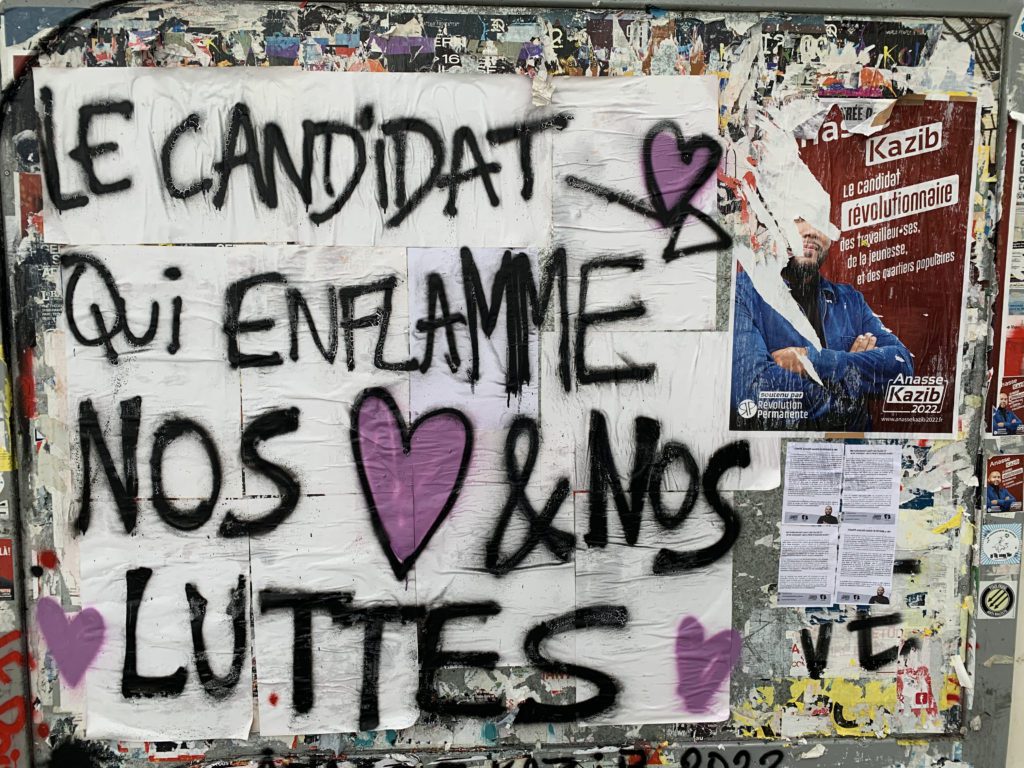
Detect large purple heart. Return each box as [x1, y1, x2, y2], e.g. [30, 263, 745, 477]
[643, 123, 720, 225]
[36, 597, 105, 687]
[675, 615, 741, 714]
[351, 388, 472, 580]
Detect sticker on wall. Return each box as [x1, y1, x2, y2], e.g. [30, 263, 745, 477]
[979, 580, 1018, 619]
[980, 523, 1023, 566]
[985, 456, 1024, 513]
[0, 539, 13, 601]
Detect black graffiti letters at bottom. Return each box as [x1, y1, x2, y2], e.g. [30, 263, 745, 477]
[257, 592, 628, 722]
[417, 602, 504, 718]
[185, 575, 247, 700]
[123, 567, 188, 698]
[680, 749, 785, 768]
[258, 591, 355, 714]
[847, 612, 918, 671]
[123, 569, 250, 700]
[799, 623, 832, 680]
[516, 606, 628, 722]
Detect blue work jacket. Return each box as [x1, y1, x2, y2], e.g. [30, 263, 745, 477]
[731, 270, 914, 430]
[987, 484, 1017, 512]
[992, 407, 1023, 435]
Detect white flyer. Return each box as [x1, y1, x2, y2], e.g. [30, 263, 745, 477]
[776, 525, 839, 607]
[835, 525, 897, 605]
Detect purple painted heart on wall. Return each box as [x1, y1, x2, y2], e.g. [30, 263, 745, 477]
[36, 597, 105, 687]
[643, 123, 720, 225]
[675, 615, 741, 714]
[351, 388, 473, 580]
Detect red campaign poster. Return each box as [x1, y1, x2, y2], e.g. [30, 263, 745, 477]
[0, 539, 12, 601]
[730, 99, 978, 436]
[18, 173, 43, 237]
[992, 117, 1024, 434]
[986, 456, 1024, 513]
[987, 119, 1017, 434]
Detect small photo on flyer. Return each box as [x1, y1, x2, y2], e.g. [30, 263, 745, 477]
[986, 455, 1024, 514]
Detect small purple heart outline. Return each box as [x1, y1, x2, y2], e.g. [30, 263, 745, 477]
[675, 615, 741, 714]
[350, 388, 473, 580]
[36, 597, 105, 687]
[643, 122, 721, 225]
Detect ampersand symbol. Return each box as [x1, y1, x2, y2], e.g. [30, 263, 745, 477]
[485, 416, 574, 575]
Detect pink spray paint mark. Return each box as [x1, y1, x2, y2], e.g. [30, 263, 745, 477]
[675, 615, 742, 714]
[36, 597, 104, 687]
[645, 126, 718, 221]
[351, 388, 472, 579]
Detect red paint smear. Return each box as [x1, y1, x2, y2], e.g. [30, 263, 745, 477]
[269, 692, 279, 706]
[38, 550, 58, 570]
[18, 347, 35, 420]
[36, 722, 49, 739]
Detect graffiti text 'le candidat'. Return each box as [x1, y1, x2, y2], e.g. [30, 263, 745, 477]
[39, 86, 571, 227]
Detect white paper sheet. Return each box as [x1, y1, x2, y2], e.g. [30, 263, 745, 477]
[781, 442, 844, 524]
[835, 525, 897, 605]
[776, 525, 839, 607]
[840, 444, 901, 526]
[50, 69, 748, 737]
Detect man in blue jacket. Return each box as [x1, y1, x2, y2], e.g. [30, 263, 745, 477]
[992, 392, 1023, 435]
[731, 218, 914, 431]
[987, 469, 1018, 512]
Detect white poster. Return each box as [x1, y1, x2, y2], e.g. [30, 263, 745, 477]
[48, 71, 778, 737]
[840, 444, 901, 526]
[835, 525, 897, 605]
[59, 230, 768, 735]
[781, 443, 844, 525]
[776, 525, 839, 607]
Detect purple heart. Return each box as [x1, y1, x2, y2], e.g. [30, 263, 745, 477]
[675, 615, 741, 714]
[351, 388, 472, 580]
[36, 597, 105, 687]
[644, 125, 719, 222]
